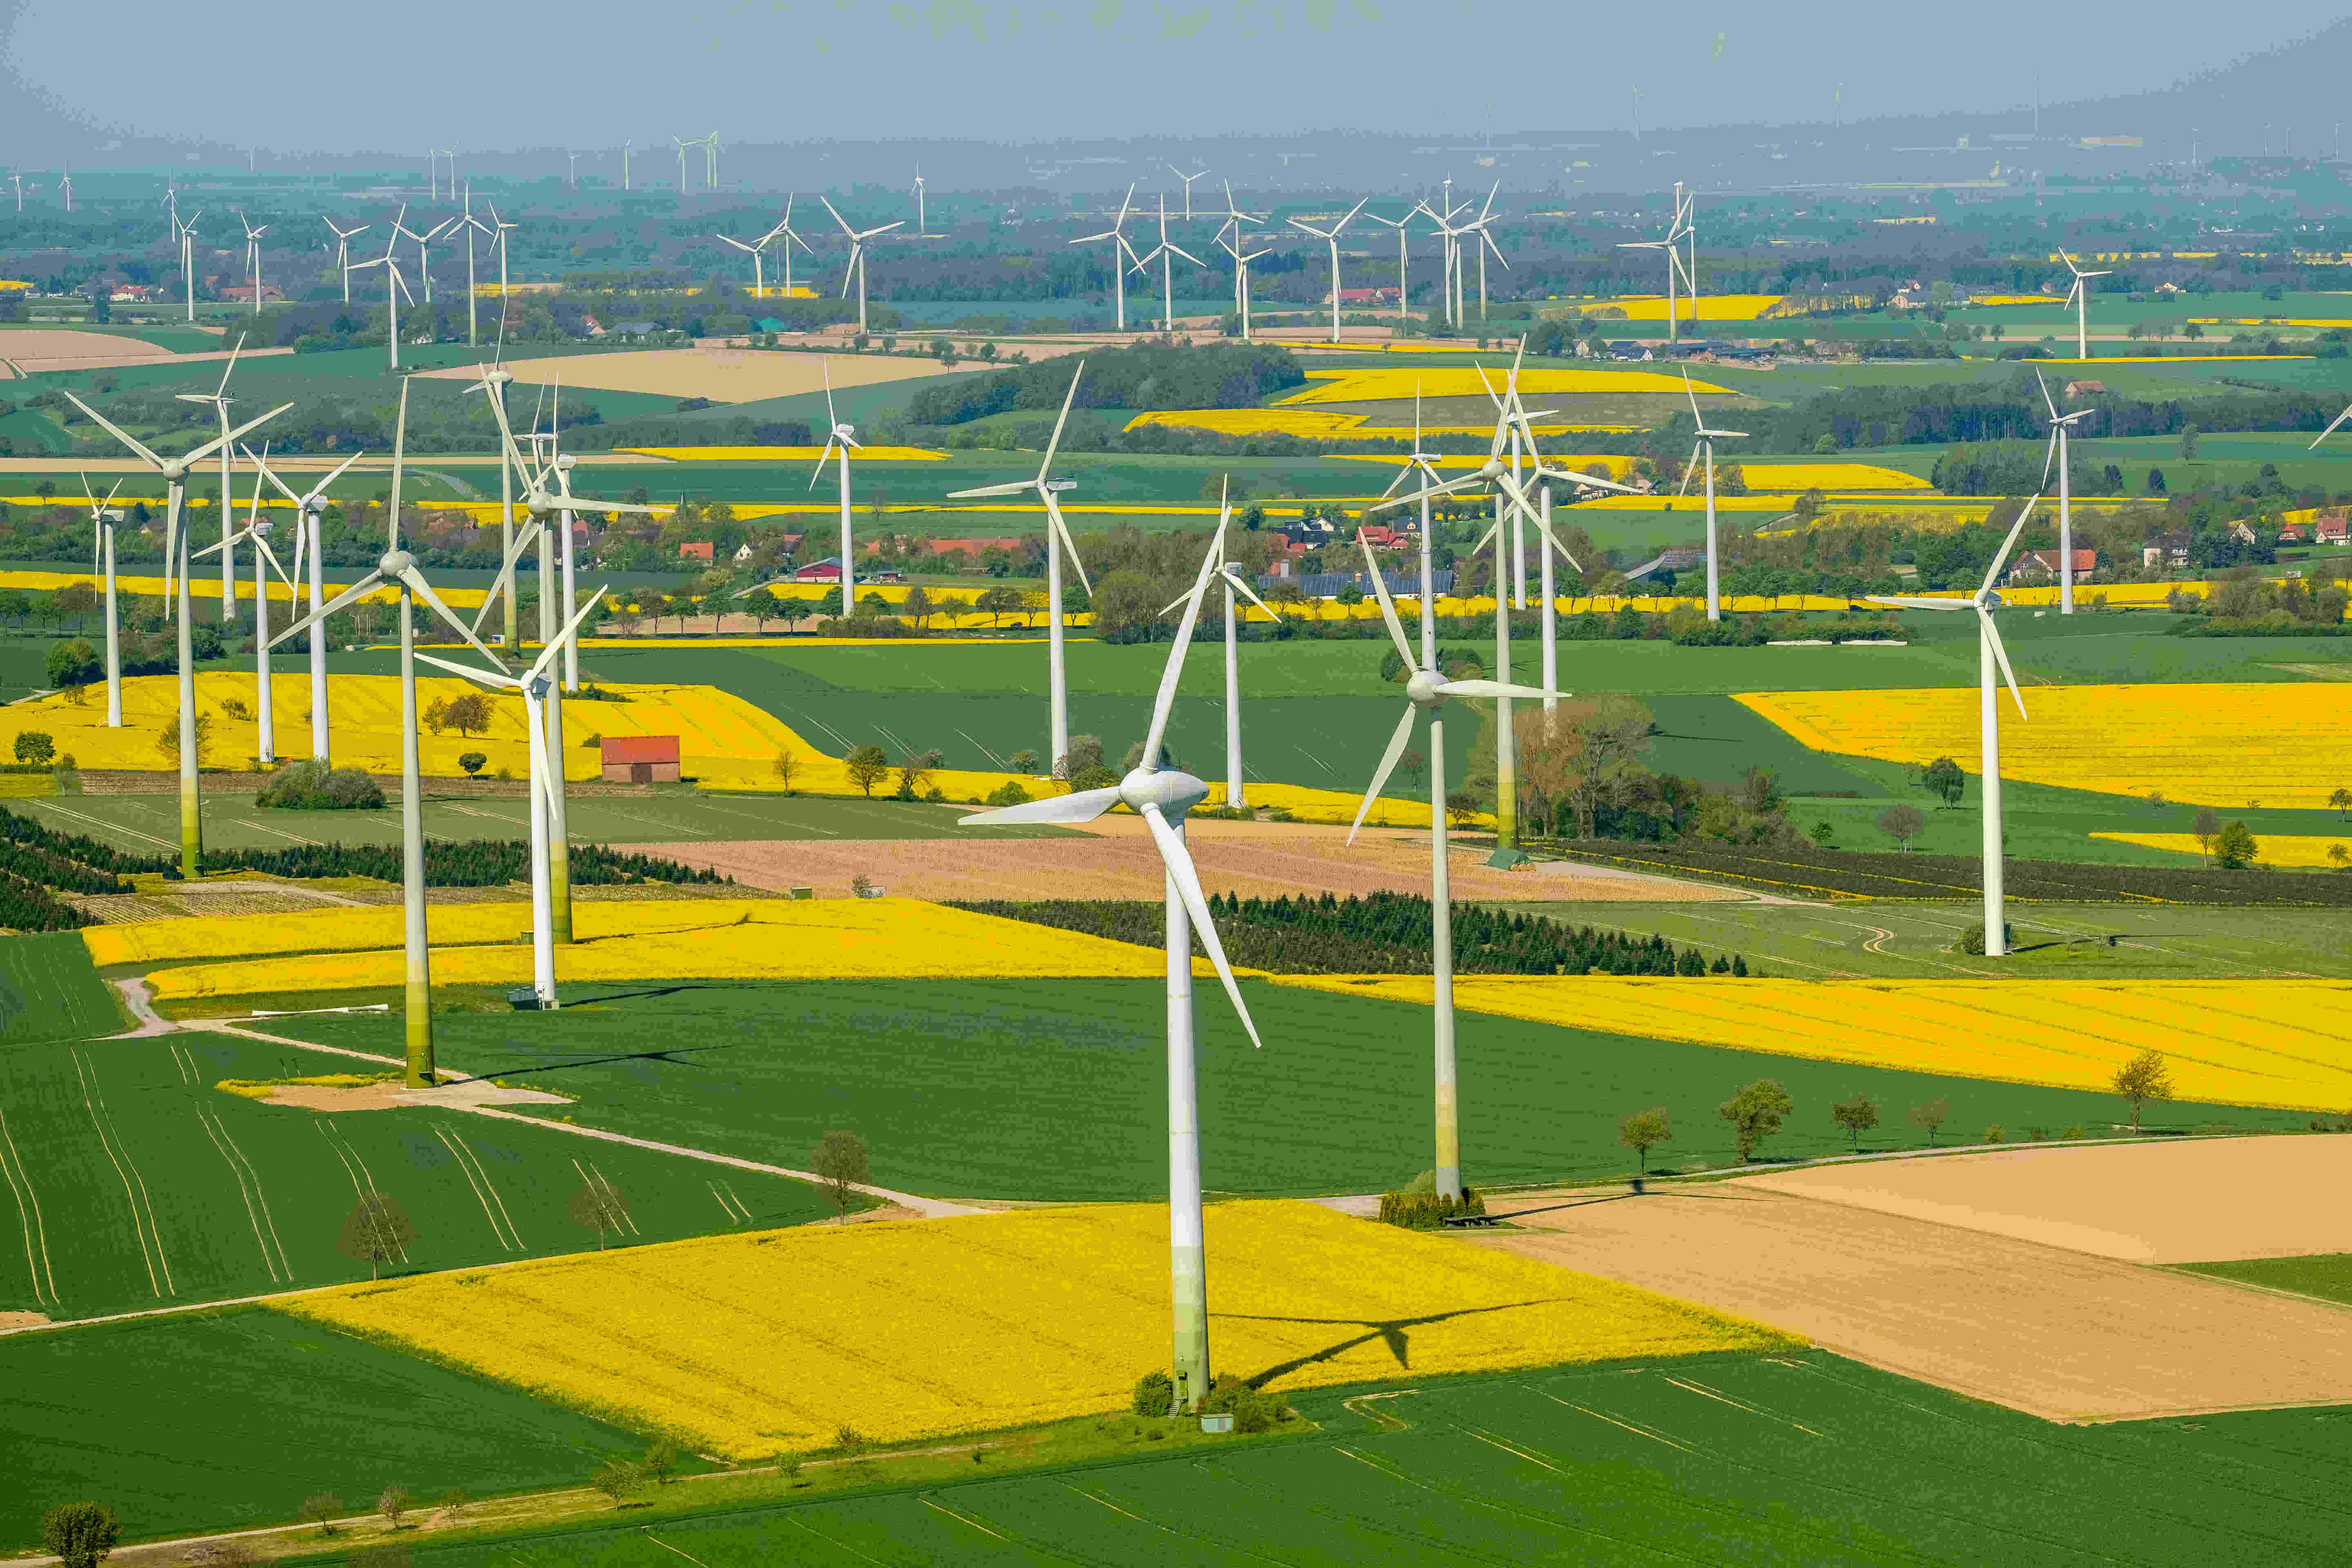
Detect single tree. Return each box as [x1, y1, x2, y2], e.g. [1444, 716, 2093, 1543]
[1922, 756, 1966, 808]
[641, 1439, 684, 1485]
[1876, 803, 1925, 851]
[895, 747, 944, 799]
[1007, 748, 1039, 775]
[2330, 843, 2351, 871]
[336, 1193, 417, 1281]
[41, 1502, 120, 1568]
[1809, 820, 1836, 848]
[2178, 424, 2200, 462]
[2191, 806, 2222, 864]
[2212, 819, 2258, 869]
[844, 743, 890, 797]
[900, 584, 937, 631]
[1617, 1107, 1671, 1177]
[423, 695, 451, 737]
[297, 1493, 345, 1537]
[772, 748, 798, 794]
[2331, 787, 2352, 821]
[1718, 1079, 1793, 1163]
[569, 1175, 631, 1250]
[1830, 1094, 1880, 1153]
[156, 712, 216, 768]
[810, 1129, 871, 1216]
[377, 1484, 412, 1531]
[1398, 746, 1428, 788]
[433, 1489, 470, 1527]
[13, 731, 55, 766]
[588, 1459, 645, 1504]
[2112, 1049, 2175, 1129]
[457, 751, 488, 777]
[445, 693, 492, 739]
[1909, 1097, 1951, 1147]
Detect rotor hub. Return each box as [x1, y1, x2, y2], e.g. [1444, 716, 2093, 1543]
[1119, 766, 1208, 816]
[1479, 458, 1504, 479]
[1405, 668, 1447, 709]
[379, 549, 414, 576]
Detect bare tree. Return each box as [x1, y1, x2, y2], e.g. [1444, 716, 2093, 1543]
[569, 1175, 632, 1250]
[810, 1130, 871, 1216]
[1875, 804, 1925, 852]
[377, 1485, 412, 1532]
[2192, 806, 2221, 864]
[336, 1195, 416, 1281]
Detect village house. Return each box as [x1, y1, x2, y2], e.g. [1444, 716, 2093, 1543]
[2009, 548, 2098, 584]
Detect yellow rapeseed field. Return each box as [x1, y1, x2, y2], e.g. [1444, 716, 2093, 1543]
[277, 1200, 1798, 1459]
[1281, 368, 1731, 404]
[1276, 975, 2352, 1114]
[1566, 294, 1787, 321]
[2091, 832, 2352, 869]
[143, 898, 1188, 998]
[1736, 683, 2352, 808]
[619, 446, 947, 461]
[86, 897, 791, 966]
[1739, 463, 1931, 491]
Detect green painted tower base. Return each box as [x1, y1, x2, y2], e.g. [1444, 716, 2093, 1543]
[1485, 844, 1528, 870]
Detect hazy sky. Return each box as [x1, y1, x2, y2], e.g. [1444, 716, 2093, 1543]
[4, 0, 2345, 155]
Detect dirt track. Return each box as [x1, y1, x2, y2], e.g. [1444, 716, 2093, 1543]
[634, 826, 1738, 904]
[1738, 1138, 2352, 1263]
[1477, 1176, 2352, 1422]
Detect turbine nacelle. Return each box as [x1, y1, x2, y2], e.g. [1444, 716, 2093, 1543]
[1121, 766, 1207, 816]
[380, 548, 416, 577]
[1404, 668, 1449, 709]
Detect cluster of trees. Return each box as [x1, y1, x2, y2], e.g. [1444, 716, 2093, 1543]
[1500, 696, 1802, 848]
[253, 762, 385, 811]
[192, 838, 733, 886]
[906, 342, 1304, 425]
[2171, 561, 2352, 630]
[952, 892, 1758, 978]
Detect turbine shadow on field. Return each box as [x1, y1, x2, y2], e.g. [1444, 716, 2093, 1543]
[1219, 1300, 1546, 1380]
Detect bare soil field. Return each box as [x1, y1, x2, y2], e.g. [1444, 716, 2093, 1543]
[634, 824, 1741, 903]
[0, 333, 290, 376]
[415, 348, 972, 403]
[1737, 1137, 2352, 1263]
[1478, 1180, 2352, 1421]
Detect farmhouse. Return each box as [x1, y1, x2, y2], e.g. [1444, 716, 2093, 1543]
[2143, 532, 2192, 568]
[600, 735, 680, 784]
[2010, 548, 2098, 584]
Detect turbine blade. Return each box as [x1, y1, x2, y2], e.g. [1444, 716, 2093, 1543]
[1038, 360, 1086, 483]
[272, 570, 386, 648]
[60, 392, 165, 470]
[1866, 595, 1970, 611]
[1357, 533, 1417, 670]
[2036, 369, 2058, 421]
[1980, 605, 2029, 721]
[1982, 497, 2038, 597]
[1677, 440, 1701, 499]
[959, 783, 1123, 826]
[1140, 802, 1261, 1049]
[1439, 679, 1561, 700]
[414, 651, 522, 688]
[1141, 509, 1230, 768]
[185, 402, 295, 473]
[471, 518, 544, 639]
[529, 583, 612, 684]
[399, 566, 501, 663]
[2311, 402, 2352, 449]
[945, 481, 1037, 499]
[1348, 705, 1419, 846]
[1044, 493, 1091, 595]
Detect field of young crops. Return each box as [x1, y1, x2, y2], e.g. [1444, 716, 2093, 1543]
[247, 978, 2291, 1201]
[281, 1199, 1797, 1461]
[0, 931, 120, 1043]
[0, 1029, 835, 1321]
[1739, 682, 2352, 808]
[1, 1308, 646, 1547]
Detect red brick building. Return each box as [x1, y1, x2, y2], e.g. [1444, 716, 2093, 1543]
[600, 735, 681, 784]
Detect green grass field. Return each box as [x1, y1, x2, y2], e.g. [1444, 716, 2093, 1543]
[0, 1027, 838, 1321]
[2175, 1253, 2352, 1305]
[245, 978, 2296, 1203]
[1, 1307, 650, 1547]
[0, 932, 124, 1042]
[272, 1350, 2352, 1568]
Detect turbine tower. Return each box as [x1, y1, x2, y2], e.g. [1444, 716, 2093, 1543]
[1868, 503, 2037, 956]
[78, 476, 125, 726]
[1673, 368, 1748, 623]
[1129, 195, 1202, 334]
[961, 506, 1265, 1417]
[811, 363, 866, 619]
[2037, 371, 2094, 613]
[1366, 211, 1414, 321]
[172, 336, 248, 624]
[1070, 185, 1142, 332]
[237, 213, 270, 314]
[911, 166, 928, 236]
[324, 218, 370, 305]
[819, 197, 903, 334]
[1165, 163, 1208, 219]
[1288, 198, 1367, 345]
[2057, 249, 2110, 360]
[252, 448, 366, 763]
[950, 364, 1094, 772]
[716, 229, 775, 298]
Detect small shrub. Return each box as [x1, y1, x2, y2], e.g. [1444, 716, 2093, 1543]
[1377, 1186, 1486, 1229]
[457, 751, 488, 776]
[1982, 1124, 2007, 1143]
[2059, 1125, 2092, 1141]
[297, 1492, 345, 1537]
[833, 1425, 870, 1454]
[985, 780, 1031, 808]
[1200, 1372, 1287, 1433]
[1133, 1368, 1174, 1417]
[254, 760, 385, 811]
[1954, 921, 1986, 955]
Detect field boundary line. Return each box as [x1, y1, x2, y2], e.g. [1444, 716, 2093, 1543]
[437, 1125, 516, 1252]
[0, 1099, 55, 1304]
[69, 1048, 166, 1298]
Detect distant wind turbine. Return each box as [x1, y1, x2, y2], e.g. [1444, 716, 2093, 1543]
[172, 335, 248, 624]
[1673, 368, 1748, 622]
[2036, 371, 2094, 614]
[811, 362, 865, 617]
[819, 197, 903, 333]
[2056, 248, 2110, 359]
[1165, 163, 1208, 219]
[324, 218, 370, 305]
[1129, 195, 1202, 333]
[1288, 198, 1367, 345]
[237, 212, 270, 314]
[349, 207, 419, 371]
[78, 475, 125, 726]
[1070, 185, 1143, 332]
[251, 446, 366, 762]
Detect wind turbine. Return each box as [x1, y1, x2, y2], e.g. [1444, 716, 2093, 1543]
[960, 508, 1265, 1417]
[324, 218, 370, 304]
[1366, 211, 1414, 321]
[173, 335, 248, 624]
[715, 229, 775, 298]
[811, 362, 866, 626]
[349, 209, 417, 371]
[1376, 387, 1446, 649]
[1867, 501, 2037, 958]
[1346, 530, 1560, 1200]
[455, 188, 491, 345]
[2036, 371, 2094, 614]
[1166, 163, 1208, 219]
[1129, 195, 1202, 333]
[703, 134, 720, 188]
[764, 196, 815, 302]
[1288, 198, 1366, 345]
[237, 213, 270, 313]
[78, 476, 125, 726]
[911, 166, 928, 236]
[2057, 249, 2110, 359]
[1070, 185, 1142, 332]
[414, 215, 458, 305]
[10, 174, 22, 212]
[193, 447, 299, 764]
[249, 445, 366, 762]
[621, 140, 633, 192]
[819, 197, 903, 334]
[1617, 195, 1686, 343]
[62, 390, 291, 878]
[1158, 517, 1281, 811]
[672, 136, 692, 194]
[1458, 183, 1506, 323]
[58, 172, 71, 214]
[1213, 225, 1269, 343]
[1673, 368, 1748, 622]
[485, 202, 519, 306]
[945, 363, 1092, 773]
[269, 379, 502, 1085]
[418, 588, 609, 1012]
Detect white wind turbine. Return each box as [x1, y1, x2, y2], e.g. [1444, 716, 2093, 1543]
[1129, 195, 1202, 333]
[324, 218, 370, 304]
[2057, 249, 2110, 359]
[621, 140, 633, 192]
[960, 506, 1264, 1416]
[819, 197, 903, 334]
[1214, 225, 1270, 343]
[811, 362, 865, 618]
[1867, 500, 2038, 958]
[177, 209, 201, 323]
[944, 362, 1092, 771]
[173, 335, 248, 624]
[1166, 163, 1208, 220]
[78, 476, 125, 726]
[1288, 198, 1367, 345]
[2036, 370, 2094, 613]
[1154, 483, 1283, 810]
[702, 134, 720, 188]
[1456, 183, 1506, 324]
[485, 203, 519, 308]
[350, 209, 418, 371]
[1347, 530, 1561, 1200]
[765, 196, 815, 302]
[715, 229, 775, 298]
[417, 588, 609, 1012]
[58, 172, 71, 214]
[250, 446, 365, 763]
[237, 213, 270, 313]
[1375, 387, 1446, 648]
[1673, 368, 1748, 622]
[1366, 210, 1414, 321]
[1071, 185, 1143, 332]
[911, 167, 928, 236]
[1617, 192, 1688, 343]
[268, 378, 501, 1087]
[62, 390, 291, 878]
[192, 447, 300, 764]
[414, 215, 458, 305]
[455, 188, 491, 345]
[672, 136, 692, 194]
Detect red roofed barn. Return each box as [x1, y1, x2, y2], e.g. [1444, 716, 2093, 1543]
[601, 735, 681, 784]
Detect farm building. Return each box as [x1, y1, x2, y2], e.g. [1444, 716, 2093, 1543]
[2009, 548, 2098, 584]
[601, 735, 681, 784]
[677, 541, 715, 562]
